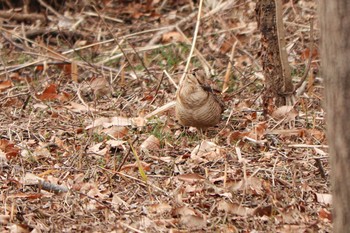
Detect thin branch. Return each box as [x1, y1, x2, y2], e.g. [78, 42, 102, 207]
[37, 0, 66, 19]
[222, 40, 238, 93]
[179, 0, 204, 86]
[0, 27, 69, 61]
[294, 19, 314, 92]
[146, 11, 198, 46]
[0, 10, 45, 22]
[92, 5, 142, 83]
[275, 0, 293, 93]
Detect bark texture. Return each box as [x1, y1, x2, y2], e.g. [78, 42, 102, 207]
[320, 1, 350, 232]
[256, 0, 286, 111]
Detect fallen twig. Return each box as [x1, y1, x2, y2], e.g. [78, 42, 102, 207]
[0, 10, 46, 22]
[294, 19, 314, 92]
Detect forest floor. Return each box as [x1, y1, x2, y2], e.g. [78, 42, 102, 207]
[0, 0, 331, 232]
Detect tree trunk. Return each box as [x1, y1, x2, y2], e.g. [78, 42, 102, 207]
[320, 0, 350, 232]
[256, 0, 292, 114]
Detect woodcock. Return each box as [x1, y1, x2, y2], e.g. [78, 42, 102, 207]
[175, 71, 224, 129]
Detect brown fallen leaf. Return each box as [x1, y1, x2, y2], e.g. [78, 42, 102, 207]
[179, 214, 207, 229]
[90, 77, 112, 99]
[0, 215, 10, 225]
[173, 206, 206, 229]
[228, 176, 264, 195]
[277, 224, 308, 233]
[7, 223, 31, 233]
[172, 206, 197, 217]
[301, 47, 319, 60]
[66, 102, 97, 113]
[0, 139, 20, 160]
[191, 140, 224, 163]
[148, 202, 172, 215]
[217, 200, 254, 216]
[106, 140, 126, 148]
[36, 83, 59, 101]
[0, 80, 13, 92]
[140, 135, 160, 152]
[247, 121, 268, 140]
[177, 173, 205, 183]
[111, 194, 130, 209]
[271, 105, 298, 122]
[36, 83, 71, 102]
[318, 208, 332, 221]
[86, 116, 132, 129]
[162, 31, 185, 43]
[88, 142, 108, 157]
[103, 126, 129, 139]
[315, 193, 332, 205]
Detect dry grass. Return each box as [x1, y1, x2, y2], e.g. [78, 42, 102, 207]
[0, 0, 330, 232]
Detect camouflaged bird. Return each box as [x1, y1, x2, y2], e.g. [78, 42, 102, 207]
[175, 71, 224, 129]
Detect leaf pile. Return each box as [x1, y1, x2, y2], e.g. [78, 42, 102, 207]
[0, 0, 330, 232]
